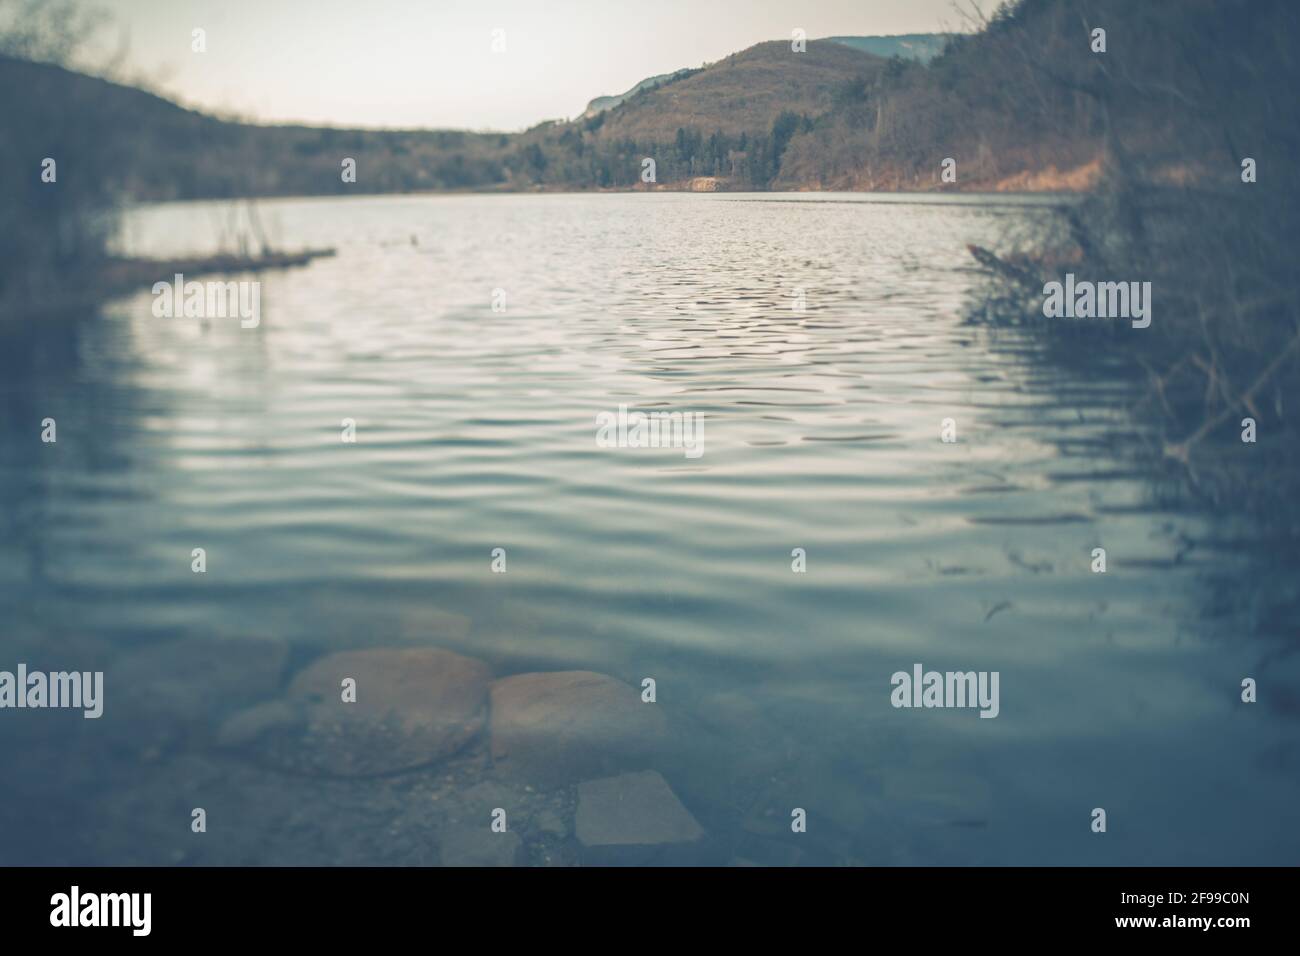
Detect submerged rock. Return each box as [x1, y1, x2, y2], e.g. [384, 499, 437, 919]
[488, 671, 668, 788]
[216, 699, 301, 750]
[575, 770, 705, 864]
[219, 647, 491, 777]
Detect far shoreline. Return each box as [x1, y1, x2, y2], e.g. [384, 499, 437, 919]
[121, 184, 1089, 210]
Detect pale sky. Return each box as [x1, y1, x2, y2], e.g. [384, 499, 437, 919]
[94, 0, 966, 131]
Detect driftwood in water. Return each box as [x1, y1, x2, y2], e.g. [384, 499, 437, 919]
[966, 244, 1041, 289]
[0, 248, 336, 321]
[97, 248, 336, 294]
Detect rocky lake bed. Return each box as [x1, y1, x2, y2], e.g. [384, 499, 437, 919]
[2, 633, 860, 866]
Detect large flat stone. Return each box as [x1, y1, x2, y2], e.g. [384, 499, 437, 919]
[219, 647, 492, 777]
[488, 671, 668, 788]
[576, 770, 705, 864]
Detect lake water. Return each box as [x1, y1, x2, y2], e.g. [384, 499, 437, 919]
[2, 192, 1297, 865]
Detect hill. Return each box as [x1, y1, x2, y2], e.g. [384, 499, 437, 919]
[499, 39, 889, 189]
[590, 40, 885, 141]
[0, 55, 514, 202]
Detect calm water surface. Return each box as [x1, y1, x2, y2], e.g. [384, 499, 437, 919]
[2, 193, 1297, 865]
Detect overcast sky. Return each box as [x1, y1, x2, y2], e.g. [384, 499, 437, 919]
[97, 0, 968, 131]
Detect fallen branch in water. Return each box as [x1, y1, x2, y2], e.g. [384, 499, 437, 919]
[0, 247, 338, 321]
[966, 244, 1042, 289]
[97, 248, 337, 294]
[1163, 329, 1300, 466]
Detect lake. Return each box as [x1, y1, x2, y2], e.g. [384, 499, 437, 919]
[1, 192, 1296, 865]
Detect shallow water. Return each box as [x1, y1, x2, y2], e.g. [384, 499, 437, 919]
[2, 192, 1297, 865]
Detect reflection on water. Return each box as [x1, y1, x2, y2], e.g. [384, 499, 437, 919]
[1, 193, 1297, 865]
